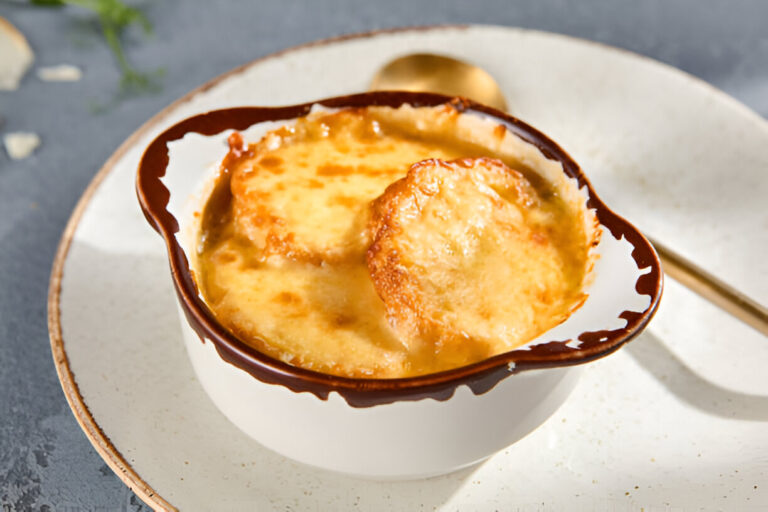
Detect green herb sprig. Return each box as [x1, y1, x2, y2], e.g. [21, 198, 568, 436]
[30, 0, 163, 95]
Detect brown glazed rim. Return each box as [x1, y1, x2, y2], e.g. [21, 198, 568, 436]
[136, 90, 663, 408]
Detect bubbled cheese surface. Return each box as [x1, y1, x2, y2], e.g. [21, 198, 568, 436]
[197, 106, 593, 378]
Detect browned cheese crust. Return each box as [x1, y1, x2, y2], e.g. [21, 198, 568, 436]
[199, 106, 592, 378]
[367, 157, 588, 368]
[228, 109, 464, 264]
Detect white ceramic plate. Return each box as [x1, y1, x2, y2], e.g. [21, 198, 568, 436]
[49, 25, 768, 511]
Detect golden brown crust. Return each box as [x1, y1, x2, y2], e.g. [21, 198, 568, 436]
[367, 158, 536, 358]
[201, 106, 593, 378]
[366, 157, 588, 367]
[227, 109, 442, 265]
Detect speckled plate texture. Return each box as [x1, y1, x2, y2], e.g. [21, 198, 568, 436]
[48, 25, 768, 511]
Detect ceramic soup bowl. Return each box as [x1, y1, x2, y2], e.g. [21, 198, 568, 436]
[136, 91, 662, 479]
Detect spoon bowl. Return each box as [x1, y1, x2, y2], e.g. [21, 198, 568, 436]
[370, 53, 508, 111]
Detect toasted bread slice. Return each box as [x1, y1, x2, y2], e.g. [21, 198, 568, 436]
[367, 157, 589, 367]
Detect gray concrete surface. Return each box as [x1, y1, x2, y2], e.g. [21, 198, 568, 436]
[0, 0, 766, 510]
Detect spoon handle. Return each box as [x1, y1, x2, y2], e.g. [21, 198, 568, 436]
[649, 236, 768, 336]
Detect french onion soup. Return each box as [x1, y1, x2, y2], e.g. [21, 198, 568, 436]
[195, 103, 597, 378]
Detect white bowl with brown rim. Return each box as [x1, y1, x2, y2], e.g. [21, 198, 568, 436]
[136, 91, 662, 479]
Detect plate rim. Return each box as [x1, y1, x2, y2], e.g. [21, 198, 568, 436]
[45, 23, 767, 511]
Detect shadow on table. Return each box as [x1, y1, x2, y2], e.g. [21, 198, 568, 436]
[626, 331, 768, 422]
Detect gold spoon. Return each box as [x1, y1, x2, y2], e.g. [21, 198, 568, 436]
[370, 53, 768, 337]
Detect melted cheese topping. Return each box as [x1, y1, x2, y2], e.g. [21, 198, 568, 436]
[367, 158, 588, 370]
[197, 106, 593, 378]
[230, 110, 465, 262]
